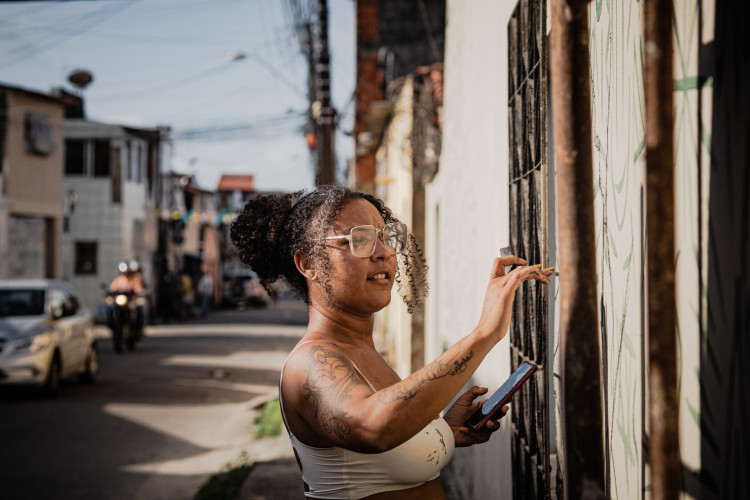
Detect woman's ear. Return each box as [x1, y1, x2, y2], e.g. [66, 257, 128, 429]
[294, 250, 318, 282]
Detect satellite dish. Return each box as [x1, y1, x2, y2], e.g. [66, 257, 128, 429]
[67, 70, 94, 91]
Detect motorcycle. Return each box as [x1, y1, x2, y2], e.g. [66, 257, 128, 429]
[105, 290, 144, 352]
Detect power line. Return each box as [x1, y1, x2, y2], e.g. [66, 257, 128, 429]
[0, 1, 138, 69]
[417, 0, 441, 62]
[172, 110, 305, 141]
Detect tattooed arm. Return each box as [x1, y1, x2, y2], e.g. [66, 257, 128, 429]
[287, 257, 552, 452]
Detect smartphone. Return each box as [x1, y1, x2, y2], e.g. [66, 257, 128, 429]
[463, 361, 538, 430]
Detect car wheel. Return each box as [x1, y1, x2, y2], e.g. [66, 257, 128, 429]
[79, 344, 99, 384]
[42, 354, 61, 398]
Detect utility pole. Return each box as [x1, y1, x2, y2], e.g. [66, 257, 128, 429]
[313, 0, 336, 185]
[549, 0, 607, 498]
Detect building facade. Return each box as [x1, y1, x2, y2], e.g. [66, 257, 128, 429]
[62, 119, 167, 318]
[0, 84, 66, 280]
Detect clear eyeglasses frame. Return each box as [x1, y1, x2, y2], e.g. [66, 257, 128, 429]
[311, 221, 408, 258]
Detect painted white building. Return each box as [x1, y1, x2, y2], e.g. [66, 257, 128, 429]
[372, 75, 416, 376]
[61, 120, 166, 318]
[425, 3, 517, 497]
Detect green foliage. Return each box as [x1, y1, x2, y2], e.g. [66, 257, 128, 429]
[195, 452, 252, 500]
[253, 398, 283, 439]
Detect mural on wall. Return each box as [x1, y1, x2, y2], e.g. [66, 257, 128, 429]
[586, 0, 709, 498]
[588, 1, 647, 497]
[672, 1, 710, 496]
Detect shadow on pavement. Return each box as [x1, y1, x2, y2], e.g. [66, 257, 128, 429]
[0, 308, 305, 500]
[238, 458, 306, 500]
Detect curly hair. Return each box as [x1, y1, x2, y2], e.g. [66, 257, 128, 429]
[230, 185, 428, 313]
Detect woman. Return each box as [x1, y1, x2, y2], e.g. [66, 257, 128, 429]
[231, 186, 552, 499]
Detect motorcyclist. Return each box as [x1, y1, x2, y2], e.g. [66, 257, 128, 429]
[108, 261, 145, 350]
[128, 260, 148, 330]
[109, 261, 141, 293]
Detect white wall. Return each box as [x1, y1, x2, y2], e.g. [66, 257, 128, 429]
[374, 75, 416, 377]
[426, 1, 517, 498]
[64, 176, 123, 314]
[63, 132, 151, 316]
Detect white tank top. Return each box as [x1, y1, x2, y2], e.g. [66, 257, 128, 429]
[279, 342, 456, 499]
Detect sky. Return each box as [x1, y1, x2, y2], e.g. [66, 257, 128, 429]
[0, 0, 355, 193]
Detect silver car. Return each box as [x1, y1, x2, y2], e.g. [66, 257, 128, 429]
[0, 280, 99, 395]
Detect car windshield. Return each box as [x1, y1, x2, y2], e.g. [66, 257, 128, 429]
[0, 289, 46, 317]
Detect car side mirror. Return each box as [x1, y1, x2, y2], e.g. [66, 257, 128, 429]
[51, 306, 63, 320]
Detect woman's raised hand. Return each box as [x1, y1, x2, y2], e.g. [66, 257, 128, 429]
[475, 255, 553, 342]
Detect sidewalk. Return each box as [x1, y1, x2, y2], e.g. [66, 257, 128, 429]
[238, 457, 306, 500]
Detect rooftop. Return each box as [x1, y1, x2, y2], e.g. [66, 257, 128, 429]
[217, 174, 255, 193]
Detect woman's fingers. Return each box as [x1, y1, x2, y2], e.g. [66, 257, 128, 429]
[509, 264, 555, 284]
[490, 255, 527, 279]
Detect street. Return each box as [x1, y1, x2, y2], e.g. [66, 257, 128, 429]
[0, 299, 308, 500]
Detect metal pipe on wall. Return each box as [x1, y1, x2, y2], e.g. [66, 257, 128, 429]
[643, 0, 681, 498]
[549, 0, 606, 498]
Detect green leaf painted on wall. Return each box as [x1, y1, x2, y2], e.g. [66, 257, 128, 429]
[622, 330, 635, 358]
[633, 138, 645, 162]
[687, 399, 701, 427]
[617, 420, 635, 465]
[622, 251, 632, 270]
[612, 168, 629, 231]
[609, 230, 619, 258]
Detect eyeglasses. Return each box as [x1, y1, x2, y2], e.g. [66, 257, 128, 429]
[312, 222, 408, 258]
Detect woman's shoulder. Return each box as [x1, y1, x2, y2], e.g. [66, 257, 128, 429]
[284, 339, 351, 373]
[281, 339, 358, 411]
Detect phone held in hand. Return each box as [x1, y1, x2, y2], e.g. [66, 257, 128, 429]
[463, 361, 538, 431]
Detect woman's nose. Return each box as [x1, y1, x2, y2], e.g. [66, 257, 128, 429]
[371, 233, 391, 260]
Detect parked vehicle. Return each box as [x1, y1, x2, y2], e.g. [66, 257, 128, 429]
[222, 270, 269, 308]
[105, 290, 144, 352]
[0, 280, 98, 396]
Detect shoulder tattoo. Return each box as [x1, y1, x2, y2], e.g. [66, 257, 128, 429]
[301, 345, 368, 442]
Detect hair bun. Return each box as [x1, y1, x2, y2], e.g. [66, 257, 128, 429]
[230, 191, 299, 287]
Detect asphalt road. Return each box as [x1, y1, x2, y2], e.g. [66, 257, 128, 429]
[0, 299, 308, 500]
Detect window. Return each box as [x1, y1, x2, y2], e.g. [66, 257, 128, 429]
[127, 142, 142, 183]
[112, 146, 122, 203]
[0, 289, 46, 317]
[507, 1, 557, 498]
[25, 112, 54, 156]
[65, 140, 85, 175]
[132, 219, 144, 249]
[75, 241, 97, 275]
[61, 288, 80, 316]
[123, 143, 131, 181]
[93, 139, 110, 177]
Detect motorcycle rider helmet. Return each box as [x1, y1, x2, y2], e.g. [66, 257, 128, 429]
[118, 261, 129, 274]
[129, 260, 140, 273]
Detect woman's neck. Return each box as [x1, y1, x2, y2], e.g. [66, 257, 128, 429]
[305, 301, 376, 348]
